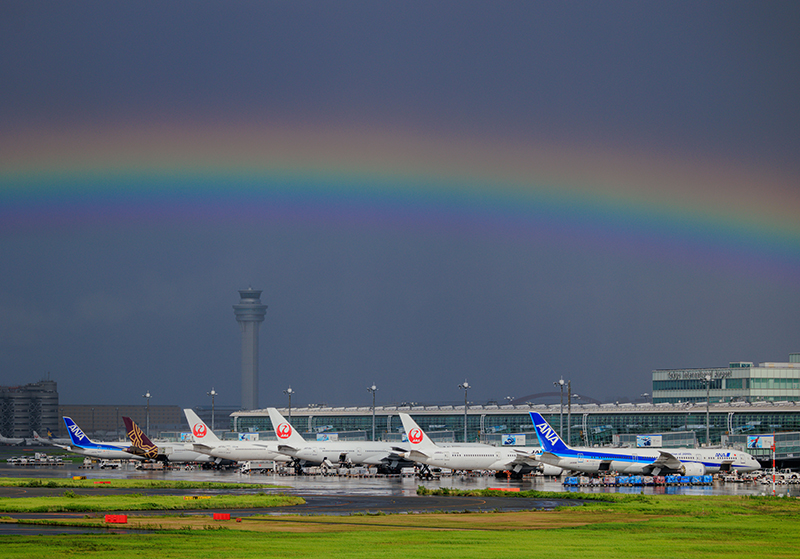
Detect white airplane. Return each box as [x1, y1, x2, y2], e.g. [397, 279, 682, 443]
[0, 433, 25, 445]
[122, 416, 215, 464]
[266, 407, 415, 473]
[33, 430, 72, 446]
[398, 413, 561, 477]
[529, 412, 760, 476]
[61, 417, 144, 461]
[183, 409, 291, 464]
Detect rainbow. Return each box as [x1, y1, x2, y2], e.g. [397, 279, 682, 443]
[2, 120, 799, 280]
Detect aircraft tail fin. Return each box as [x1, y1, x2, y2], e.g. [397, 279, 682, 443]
[267, 408, 307, 445]
[123, 416, 159, 459]
[528, 412, 571, 454]
[183, 409, 221, 444]
[398, 413, 438, 452]
[63, 417, 93, 447]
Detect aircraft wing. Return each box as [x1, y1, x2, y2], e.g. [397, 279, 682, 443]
[510, 449, 543, 467]
[540, 451, 561, 462]
[277, 444, 300, 453]
[384, 450, 412, 462]
[192, 443, 215, 452]
[644, 451, 684, 473]
[406, 449, 430, 461]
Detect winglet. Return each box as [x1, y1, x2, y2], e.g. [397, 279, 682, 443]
[528, 412, 571, 454]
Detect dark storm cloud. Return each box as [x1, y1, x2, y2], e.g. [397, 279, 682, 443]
[1, 2, 798, 409]
[2, 2, 799, 167]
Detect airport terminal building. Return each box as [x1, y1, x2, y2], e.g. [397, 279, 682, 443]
[0, 379, 59, 439]
[230, 354, 800, 468]
[652, 354, 800, 404]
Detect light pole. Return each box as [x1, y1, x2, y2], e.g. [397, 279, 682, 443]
[704, 374, 712, 446]
[568, 388, 580, 446]
[367, 384, 377, 441]
[115, 407, 119, 440]
[207, 388, 218, 432]
[142, 391, 151, 437]
[554, 378, 565, 438]
[284, 387, 294, 423]
[458, 380, 470, 442]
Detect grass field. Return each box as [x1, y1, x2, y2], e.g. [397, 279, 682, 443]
[0, 477, 281, 490]
[1, 482, 799, 558]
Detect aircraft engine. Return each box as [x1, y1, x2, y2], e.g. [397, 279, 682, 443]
[539, 464, 563, 476]
[679, 462, 706, 476]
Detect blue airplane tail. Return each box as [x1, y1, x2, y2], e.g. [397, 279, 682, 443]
[529, 412, 571, 454]
[63, 417, 93, 447]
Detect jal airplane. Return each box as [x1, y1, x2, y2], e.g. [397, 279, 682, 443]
[266, 407, 415, 473]
[529, 412, 760, 476]
[183, 409, 291, 464]
[398, 413, 561, 477]
[61, 417, 144, 460]
[122, 416, 215, 464]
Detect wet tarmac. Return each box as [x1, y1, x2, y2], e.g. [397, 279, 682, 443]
[1, 462, 797, 498]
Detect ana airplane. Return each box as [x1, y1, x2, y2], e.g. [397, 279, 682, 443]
[183, 409, 290, 464]
[266, 407, 415, 473]
[529, 412, 760, 476]
[398, 413, 561, 478]
[122, 416, 215, 464]
[61, 417, 144, 461]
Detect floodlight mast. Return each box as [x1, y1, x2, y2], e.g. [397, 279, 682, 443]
[458, 381, 471, 442]
[367, 384, 378, 441]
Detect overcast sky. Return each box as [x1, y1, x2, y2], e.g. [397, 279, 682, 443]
[1, 2, 798, 411]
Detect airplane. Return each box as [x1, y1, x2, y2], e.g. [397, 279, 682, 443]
[122, 416, 215, 464]
[0, 433, 25, 445]
[398, 413, 561, 478]
[61, 417, 144, 460]
[182, 409, 290, 464]
[33, 429, 71, 446]
[529, 412, 760, 476]
[266, 407, 415, 474]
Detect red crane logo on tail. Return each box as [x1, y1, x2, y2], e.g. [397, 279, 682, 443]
[408, 428, 423, 444]
[193, 424, 207, 439]
[277, 423, 292, 439]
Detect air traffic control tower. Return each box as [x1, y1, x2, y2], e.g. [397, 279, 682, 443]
[233, 288, 267, 410]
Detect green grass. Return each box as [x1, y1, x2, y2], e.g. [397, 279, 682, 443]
[2, 483, 799, 557]
[0, 477, 281, 490]
[2, 505, 800, 559]
[0, 491, 304, 513]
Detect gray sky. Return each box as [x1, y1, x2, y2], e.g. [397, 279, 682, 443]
[1, 2, 798, 410]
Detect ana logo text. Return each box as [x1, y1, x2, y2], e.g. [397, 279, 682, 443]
[68, 423, 86, 440]
[408, 428, 423, 444]
[536, 422, 559, 446]
[193, 424, 207, 438]
[277, 423, 292, 439]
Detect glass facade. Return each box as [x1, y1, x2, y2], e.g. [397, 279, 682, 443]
[652, 360, 800, 404]
[230, 401, 800, 447]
